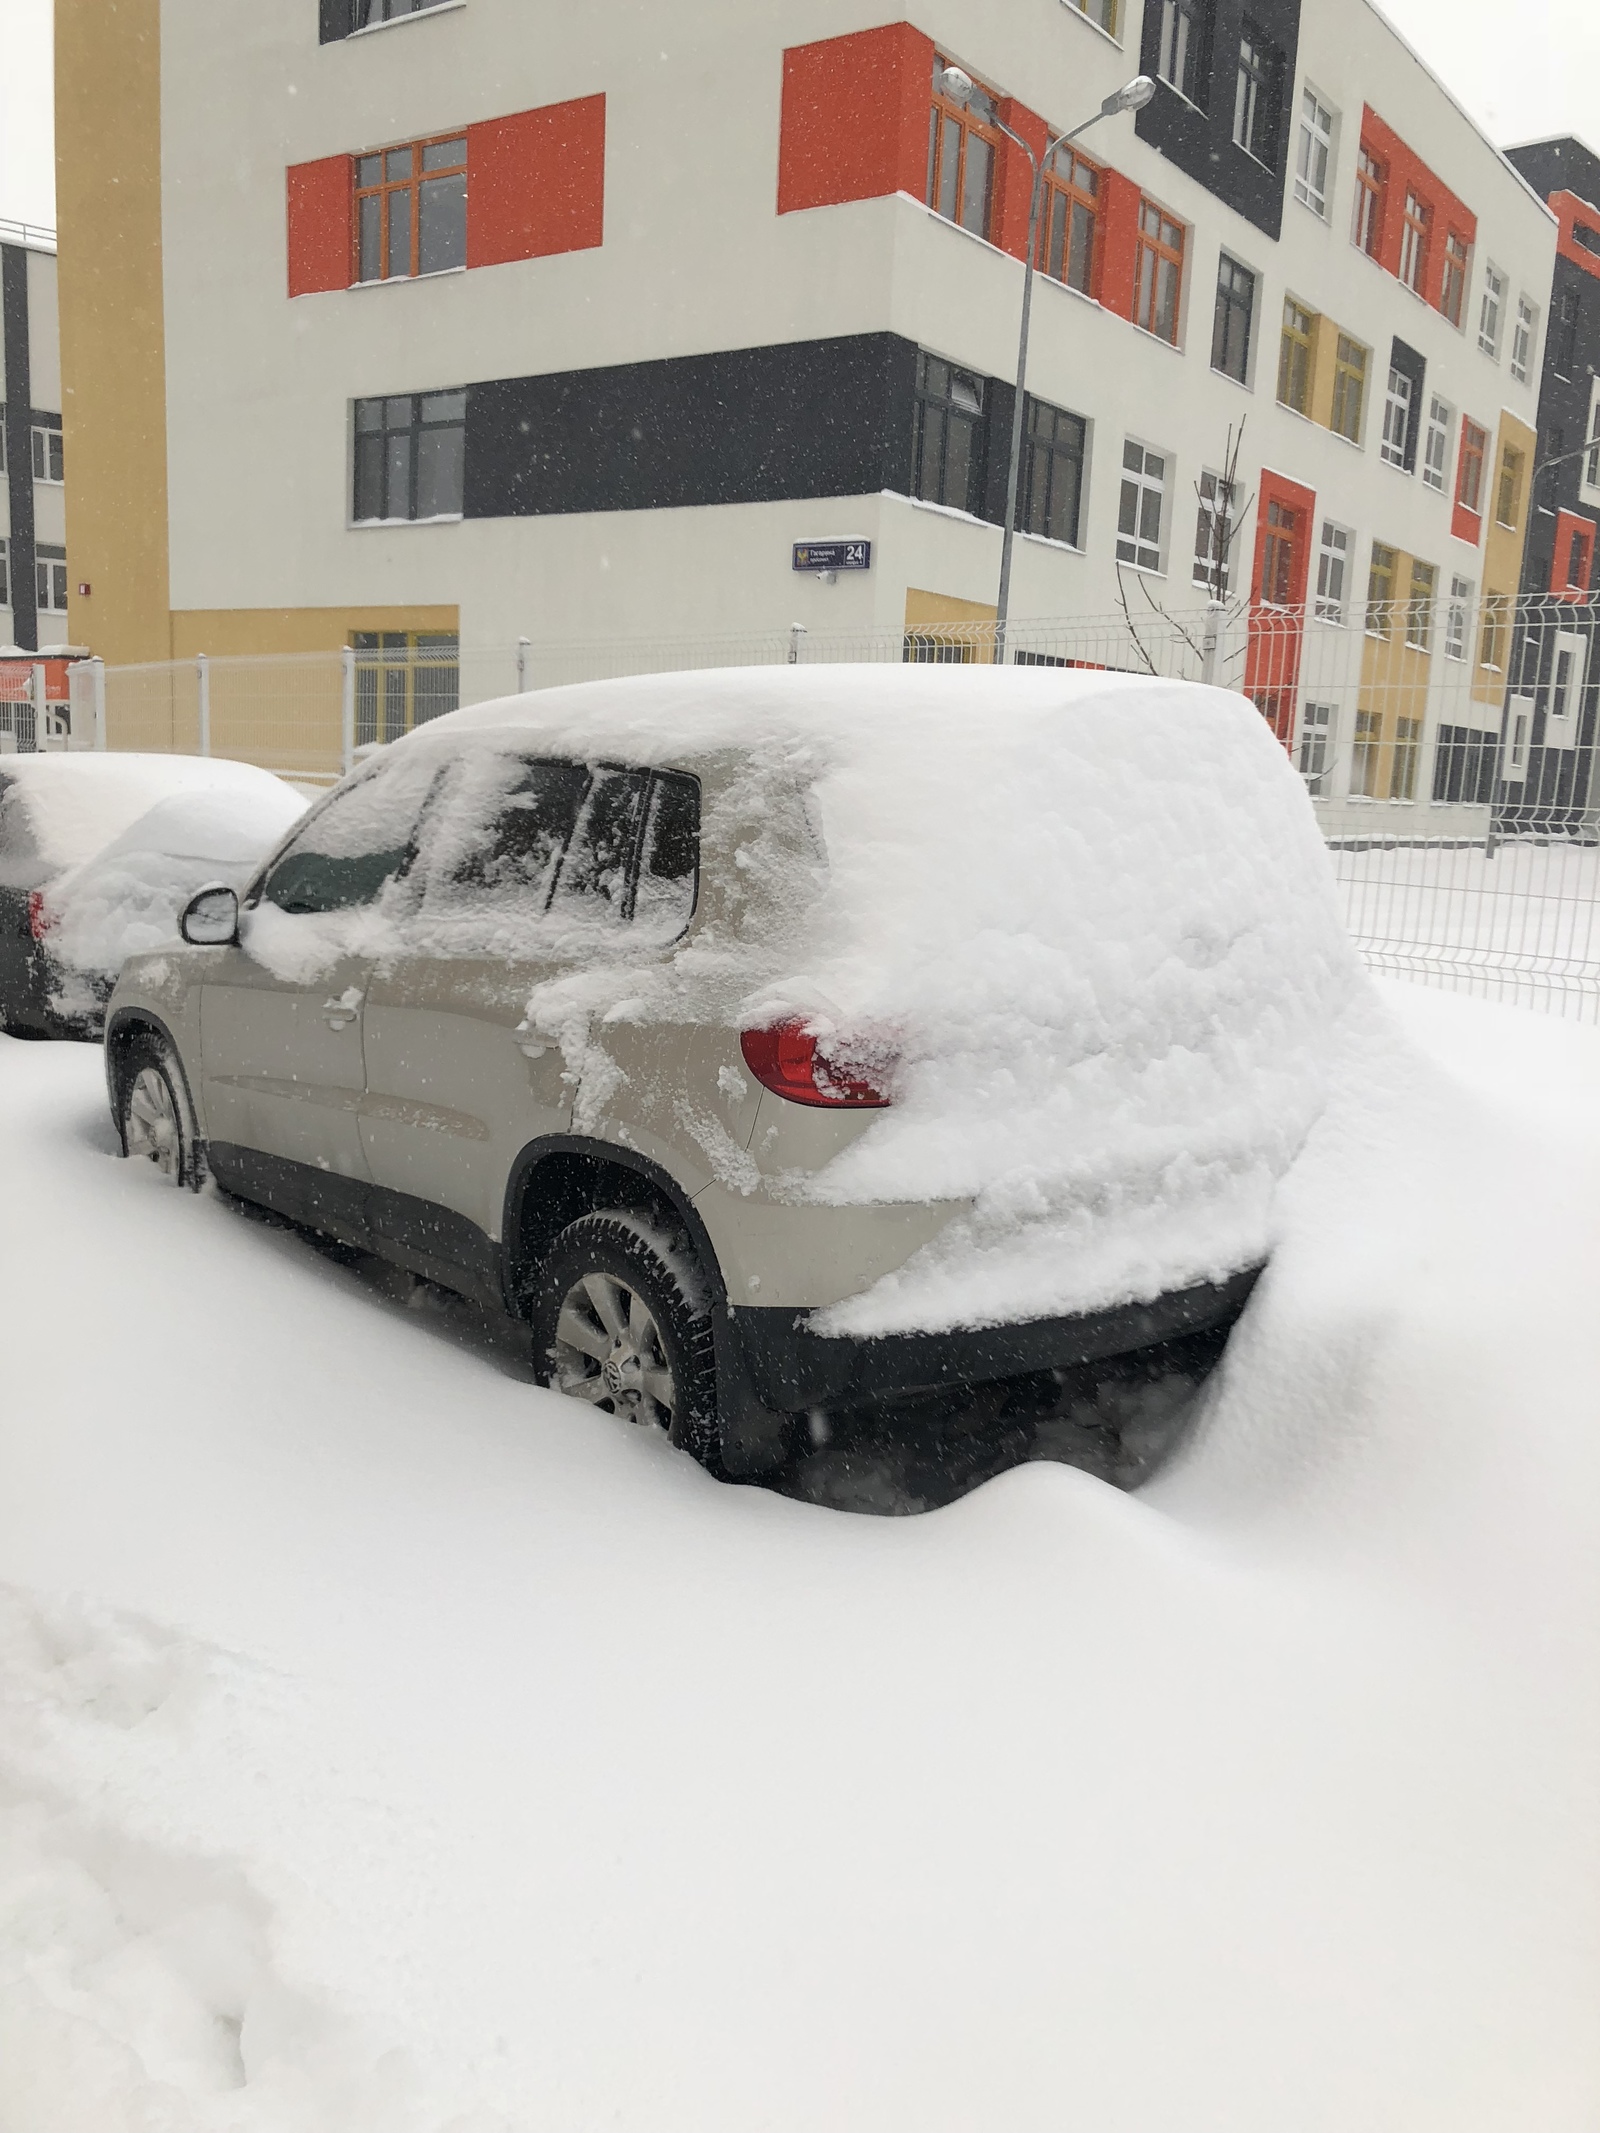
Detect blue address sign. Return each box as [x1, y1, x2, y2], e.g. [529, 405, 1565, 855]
[792, 539, 872, 574]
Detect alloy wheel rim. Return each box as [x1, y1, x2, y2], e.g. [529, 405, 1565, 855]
[127, 1066, 182, 1181]
[553, 1270, 677, 1428]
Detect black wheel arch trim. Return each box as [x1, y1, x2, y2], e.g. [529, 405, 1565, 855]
[104, 1005, 202, 1147]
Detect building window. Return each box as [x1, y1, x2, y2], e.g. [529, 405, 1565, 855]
[1478, 266, 1506, 359]
[1259, 496, 1303, 606]
[1390, 715, 1422, 800]
[1445, 574, 1473, 660]
[354, 0, 453, 24]
[1366, 541, 1396, 634]
[1021, 398, 1087, 548]
[1116, 441, 1167, 572]
[351, 630, 460, 744]
[1548, 632, 1586, 727]
[1353, 147, 1385, 258]
[35, 543, 68, 613]
[31, 425, 64, 484]
[1192, 470, 1236, 597]
[1431, 723, 1498, 805]
[1479, 592, 1508, 671]
[1510, 296, 1537, 384]
[1315, 520, 1350, 622]
[1294, 88, 1334, 217]
[1554, 285, 1581, 378]
[1277, 298, 1314, 414]
[0, 536, 7, 610]
[1565, 521, 1594, 595]
[1405, 559, 1436, 652]
[1232, 24, 1280, 163]
[1211, 255, 1255, 382]
[1038, 147, 1100, 297]
[927, 57, 999, 240]
[1330, 335, 1367, 443]
[1441, 232, 1469, 329]
[912, 354, 985, 516]
[1063, 0, 1121, 33]
[1583, 386, 1600, 496]
[352, 390, 467, 522]
[1351, 708, 1383, 796]
[1134, 201, 1185, 343]
[1298, 702, 1336, 792]
[1157, 0, 1206, 102]
[1422, 396, 1451, 493]
[1380, 366, 1414, 469]
[1458, 420, 1487, 515]
[356, 136, 467, 282]
[1398, 190, 1430, 296]
[1496, 444, 1524, 530]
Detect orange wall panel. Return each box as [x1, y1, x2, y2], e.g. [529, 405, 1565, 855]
[286, 155, 352, 296]
[1550, 190, 1600, 282]
[778, 23, 935, 215]
[467, 96, 606, 269]
[1552, 507, 1596, 597]
[990, 97, 1046, 261]
[1359, 107, 1477, 316]
[1097, 169, 1142, 321]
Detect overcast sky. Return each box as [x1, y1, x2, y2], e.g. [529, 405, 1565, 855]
[1, 0, 1597, 235]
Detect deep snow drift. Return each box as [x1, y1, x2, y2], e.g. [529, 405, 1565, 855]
[1, 981, 1598, 2129]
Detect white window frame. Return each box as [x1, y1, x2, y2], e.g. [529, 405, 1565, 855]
[30, 424, 64, 485]
[1422, 395, 1452, 494]
[1297, 701, 1337, 792]
[1478, 264, 1506, 360]
[1445, 575, 1473, 662]
[1398, 191, 1428, 295]
[1380, 367, 1413, 469]
[1315, 519, 1350, 623]
[1192, 468, 1236, 595]
[1116, 439, 1168, 574]
[1581, 378, 1600, 506]
[1293, 88, 1334, 218]
[1546, 629, 1586, 744]
[34, 544, 68, 615]
[1503, 698, 1531, 780]
[1510, 296, 1537, 385]
[1232, 33, 1269, 162]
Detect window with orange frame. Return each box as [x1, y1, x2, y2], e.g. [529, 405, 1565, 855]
[926, 56, 1001, 241]
[1134, 200, 1186, 344]
[1038, 145, 1102, 298]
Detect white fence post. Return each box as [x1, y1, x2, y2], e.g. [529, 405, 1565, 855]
[788, 623, 807, 665]
[516, 635, 530, 693]
[1200, 604, 1224, 689]
[340, 645, 356, 773]
[91, 656, 106, 748]
[196, 653, 210, 756]
[30, 662, 46, 747]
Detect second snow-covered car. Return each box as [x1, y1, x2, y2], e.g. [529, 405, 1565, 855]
[102, 665, 1358, 1477]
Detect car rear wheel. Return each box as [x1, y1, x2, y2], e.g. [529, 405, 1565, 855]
[530, 1213, 725, 1473]
[117, 1034, 203, 1190]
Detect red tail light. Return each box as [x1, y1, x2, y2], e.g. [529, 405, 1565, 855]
[26, 891, 53, 943]
[740, 1022, 894, 1109]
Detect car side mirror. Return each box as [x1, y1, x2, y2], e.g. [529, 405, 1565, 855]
[180, 882, 239, 947]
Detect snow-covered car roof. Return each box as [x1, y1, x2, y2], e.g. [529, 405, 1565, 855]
[383, 665, 1363, 1331]
[0, 753, 296, 889]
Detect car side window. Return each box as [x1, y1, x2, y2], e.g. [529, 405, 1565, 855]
[255, 757, 437, 916]
[550, 768, 652, 920]
[426, 755, 590, 913]
[633, 772, 700, 935]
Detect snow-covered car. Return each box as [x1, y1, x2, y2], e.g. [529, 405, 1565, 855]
[36, 779, 308, 1037]
[103, 666, 1359, 1478]
[0, 754, 305, 1041]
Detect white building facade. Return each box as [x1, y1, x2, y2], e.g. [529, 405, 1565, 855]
[61, 0, 1557, 816]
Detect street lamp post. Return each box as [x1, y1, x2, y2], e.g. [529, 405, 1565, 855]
[939, 68, 1155, 663]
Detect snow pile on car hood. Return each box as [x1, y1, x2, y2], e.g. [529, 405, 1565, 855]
[0, 753, 294, 890]
[44, 780, 306, 982]
[410, 665, 1365, 1333]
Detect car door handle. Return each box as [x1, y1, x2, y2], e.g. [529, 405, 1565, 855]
[321, 996, 362, 1028]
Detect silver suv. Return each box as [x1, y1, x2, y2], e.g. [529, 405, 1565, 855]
[105, 666, 1342, 1477]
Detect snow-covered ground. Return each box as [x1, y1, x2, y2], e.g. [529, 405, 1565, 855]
[2, 981, 1598, 2130]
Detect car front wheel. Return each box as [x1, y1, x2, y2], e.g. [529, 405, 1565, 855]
[116, 1033, 204, 1190]
[529, 1212, 726, 1473]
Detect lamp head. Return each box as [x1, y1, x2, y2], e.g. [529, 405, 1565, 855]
[938, 65, 976, 103]
[1102, 74, 1157, 116]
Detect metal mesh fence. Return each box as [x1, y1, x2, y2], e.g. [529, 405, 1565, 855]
[57, 590, 1600, 1018]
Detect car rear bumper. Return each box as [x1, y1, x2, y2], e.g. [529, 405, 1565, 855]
[724, 1266, 1263, 1414]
